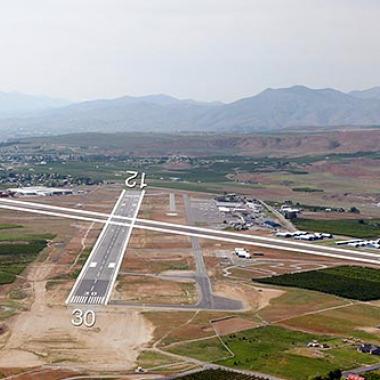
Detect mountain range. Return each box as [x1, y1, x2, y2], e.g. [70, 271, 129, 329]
[0, 92, 70, 118]
[1, 86, 380, 138]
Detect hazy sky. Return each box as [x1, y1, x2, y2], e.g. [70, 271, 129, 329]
[0, 0, 379, 102]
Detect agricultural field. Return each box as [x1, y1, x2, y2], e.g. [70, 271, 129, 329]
[0, 224, 50, 285]
[282, 303, 380, 342]
[293, 218, 380, 238]
[168, 325, 379, 380]
[2, 134, 380, 218]
[366, 372, 380, 380]
[256, 266, 380, 301]
[176, 369, 268, 380]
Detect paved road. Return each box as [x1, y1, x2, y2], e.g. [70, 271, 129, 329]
[183, 194, 242, 310]
[259, 199, 297, 232]
[66, 190, 144, 305]
[342, 363, 380, 378]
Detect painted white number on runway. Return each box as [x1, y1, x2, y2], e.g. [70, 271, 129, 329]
[71, 309, 96, 327]
[125, 170, 147, 189]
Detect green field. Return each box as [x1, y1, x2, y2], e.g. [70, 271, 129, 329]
[0, 225, 50, 284]
[366, 372, 380, 380]
[256, 266, 380, 301]
[0, 224, 22, 230]
[168, 325, 378, 380]
[293, 218, 380, 238]
[292, 187, 324, 193]
[177, 369, 267, 380]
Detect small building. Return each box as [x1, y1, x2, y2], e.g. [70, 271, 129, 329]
[295, 234, 318, 241]
[280, 207, 301, 220]
[276, 232, 293, 238]
[0, 191, 10, 198]
[264, 220, 281, 228]
[218, 206, 232, 213]
[234, 248, 251, 259]
[357, 343, 380, 355]
[307, 340, 329, 349]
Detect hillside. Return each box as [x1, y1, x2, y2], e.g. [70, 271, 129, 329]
[24, 128, 380, 157]
[0, 92, 70, 118]
[1, 86, 380, 138]
[350, 87, 380, 100]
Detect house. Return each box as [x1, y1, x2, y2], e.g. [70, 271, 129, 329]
[307, 340, 329, 349]
[347, 375, 365, 380]
[357, 343, 380, 355]
[358, 343, 373, 353]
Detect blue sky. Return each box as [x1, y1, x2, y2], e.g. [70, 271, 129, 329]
[0, 0, 379, 101]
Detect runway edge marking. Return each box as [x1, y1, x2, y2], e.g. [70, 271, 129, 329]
[65, 189, 127, 305]
[3, 197, 379, 258]
[1, 199, 380, 266]
[104, 190, 145, 305]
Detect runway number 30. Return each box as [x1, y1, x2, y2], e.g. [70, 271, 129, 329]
[71, 309, 96, 327]
[125, 170, 147, 189]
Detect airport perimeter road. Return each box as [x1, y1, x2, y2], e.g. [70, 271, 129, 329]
[66, 190, 144, 306]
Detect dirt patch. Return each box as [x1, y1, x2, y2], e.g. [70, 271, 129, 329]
[211, 316, 257, 336]
[0, 200, 155, 371]
[289, 346, 326, 359]
[113, 275, 197, 305]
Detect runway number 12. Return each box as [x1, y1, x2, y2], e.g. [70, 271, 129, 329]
[125, 170, 147, 189]
[71, 309, 96, 327]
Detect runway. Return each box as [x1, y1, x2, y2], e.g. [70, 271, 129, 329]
[1, 196, 380, 268]
[65, 190, 144, 305]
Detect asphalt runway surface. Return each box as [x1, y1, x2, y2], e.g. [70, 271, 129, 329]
[1, 196, 379, 265]
[66, 190, 144, 305]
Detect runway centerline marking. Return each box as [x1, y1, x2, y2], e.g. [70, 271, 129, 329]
[1, 194, 380, 279]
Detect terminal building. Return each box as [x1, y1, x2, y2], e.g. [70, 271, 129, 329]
[8, 186, 73, 197]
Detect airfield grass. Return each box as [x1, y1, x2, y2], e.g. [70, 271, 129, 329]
[168, 325, 379, 380]
[293, 218, 380, 238]
[256, 266, 380, 301]
[0, 224, 50, 284]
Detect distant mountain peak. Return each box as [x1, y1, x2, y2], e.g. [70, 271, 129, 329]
[1, 85, 380, 139]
